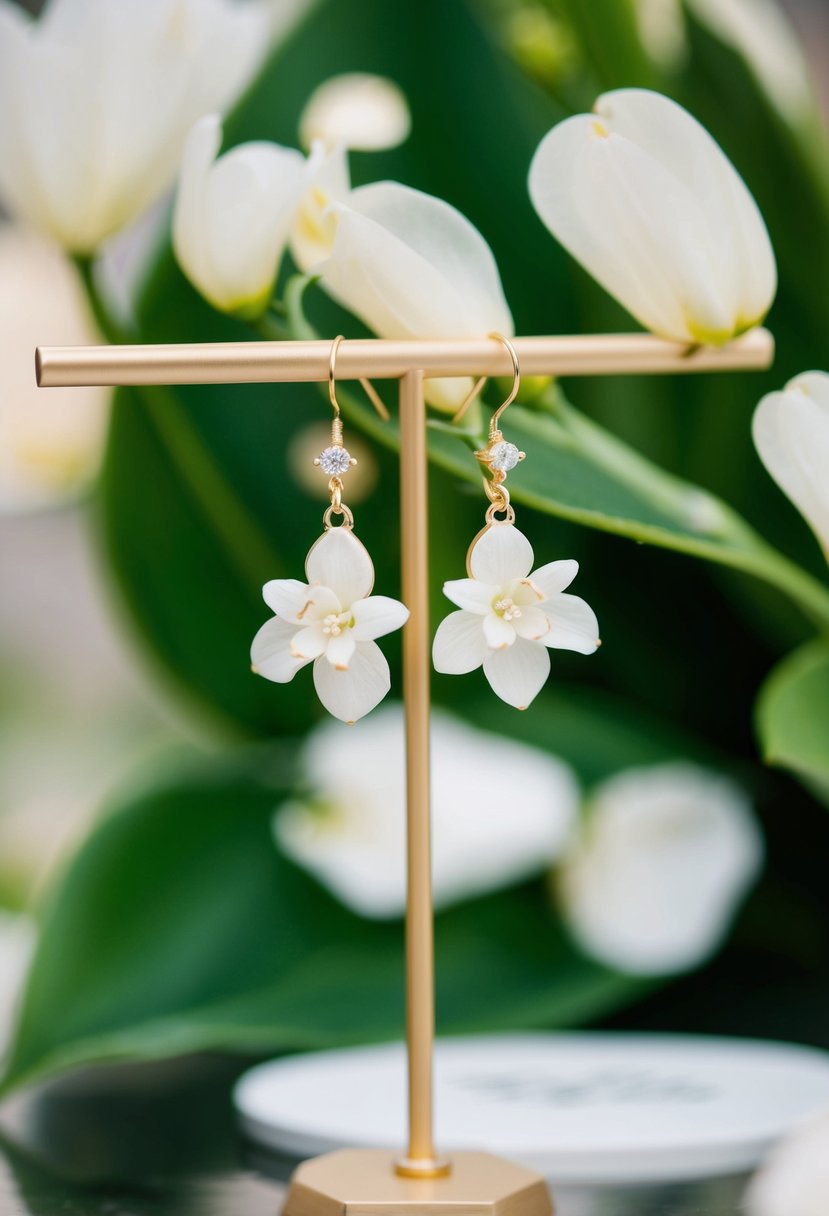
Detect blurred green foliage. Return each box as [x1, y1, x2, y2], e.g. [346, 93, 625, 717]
[5, 0, 829, 1092]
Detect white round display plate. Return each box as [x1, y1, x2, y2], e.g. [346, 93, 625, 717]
[234, 1033, 829, 1184]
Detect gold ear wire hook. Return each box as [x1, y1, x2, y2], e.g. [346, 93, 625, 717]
[487, 332, 520, 436]
[329, 334, 390, 424]
[451, 332, 520, 426]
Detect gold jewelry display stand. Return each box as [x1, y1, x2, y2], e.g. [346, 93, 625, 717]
[36, 329, 774, 1215]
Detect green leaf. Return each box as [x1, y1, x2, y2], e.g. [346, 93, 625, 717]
[756, 640, 829, 791]
[1, 746, 646, 1095]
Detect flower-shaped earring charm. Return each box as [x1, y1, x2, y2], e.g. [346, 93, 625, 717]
[251, 337, 408, 723]
[433, 334, 600, 709]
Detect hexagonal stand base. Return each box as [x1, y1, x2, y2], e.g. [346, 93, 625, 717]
[282, 1149, 554, 1216]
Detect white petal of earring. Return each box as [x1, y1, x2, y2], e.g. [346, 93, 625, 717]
[433, 332, 600, 710]
[252, 336, 409, 724]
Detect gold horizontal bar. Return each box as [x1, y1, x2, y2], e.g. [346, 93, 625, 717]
[35, 329, 774, 388]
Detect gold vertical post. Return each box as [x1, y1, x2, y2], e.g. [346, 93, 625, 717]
[395, 371, 449, 1180]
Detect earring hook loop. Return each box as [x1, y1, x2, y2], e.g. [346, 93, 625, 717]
[451, 331, 521, 426]
[487, 332, 520, 435]
[328, 333, 344, 419]
[327, 334, 390, 423]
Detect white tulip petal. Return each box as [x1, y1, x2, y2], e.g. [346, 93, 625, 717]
[290, 626, 328, 661]
[251, 617, 309, 683]
[325, 630, 357, 670]
[174, 115, 313, 314]
[482, 612, 516, 650]
[351, 595, 409, 641]
[432, 611, 488, 675]
[753, 372, 829, 555]
[744, 1108, 829, 1216]
[320, 181, 513, 340]
[544, 594, 600, 654]
[528, 559, 579, 601]
[0, 0, 272, 252]
[558, 763, 763, 975]
[173, 114, 223, 304]
[313, 640, 390, 723]
[299, 73, 411, 152]
[595, 88, 776, 331]
[512, 605, 552, 641]
[306, 527, 374, 606]
[529, 89, 776, 344]
[442, 578, 496, 614]
[274, 703, 580, 918]
[469, 524, 534, 584]
[483, 638, 551, 709]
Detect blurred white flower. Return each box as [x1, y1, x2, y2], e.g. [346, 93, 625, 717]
[528, 88, 776, 346]
[632, 0, 687, 70]
[174, 115, 327, 317]
[318, 181, 514, 410]
[252, 527, 408, 724]
[299, 73, 411, 152]
[433, 523, 599, 711]
[557, 762, 763, 975]
[745, 1108, 829, 1216]
[688, 0, 813, 127]
[0, 911, 35, 1058]
[0, 225, 109, 513]
[0, 0, 272, 252]
[274, 703, 579, 918]
[753, 371, 829, 561]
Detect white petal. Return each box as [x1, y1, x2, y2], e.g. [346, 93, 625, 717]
[558, 763, 763, 975]
[299, 73, 411, 152]
[319, 181, 513, 340]
[752, 372, 829, 556]
[262, 578, 329, 622]
[529, 91, 776, 344]
[174, 115, 310, 315]
[442, 578, 495, 614]
[469, 524, 534, 584]
[313, 640, 390, 723]
[483, 638, 550, 709]
[544, 594, 600, 655]
[482, 612, 516, 650]
[273, 704, 579, 919]
[351, 595, 409, 641]
[173, 114, 222, 308]
[289, 142, 350, 271]
[528, 559, 579, 600]
[306, 527, 374, 607]
[290, 625, 328, 661]
[251, 617, 309, 683]
[744, 1109, 829, 1216]
[512, 605, 552, 641]
[324, 630, 356, 670]
[595, 88, 776, 333]
[432, 611, 487, 675]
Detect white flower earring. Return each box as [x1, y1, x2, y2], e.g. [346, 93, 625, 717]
[251, 336, 409, 724]
[432, 333, 600, 710]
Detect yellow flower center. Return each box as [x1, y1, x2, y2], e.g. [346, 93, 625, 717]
[494, 597, 522, 622]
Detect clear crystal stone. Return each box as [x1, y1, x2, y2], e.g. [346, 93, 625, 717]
[489, 440, 521, 473]
[318, 446, 352, 476]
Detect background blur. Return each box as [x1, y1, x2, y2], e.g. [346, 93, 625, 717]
[1, 0, 829, 1103]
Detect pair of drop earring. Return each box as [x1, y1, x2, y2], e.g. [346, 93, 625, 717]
[251, 334, 600, 724]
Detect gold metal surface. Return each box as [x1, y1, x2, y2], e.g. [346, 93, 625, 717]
[397, 370, 446, 1177]
[282, 1149, 553, 1216]
[35, 328, 775, 387]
